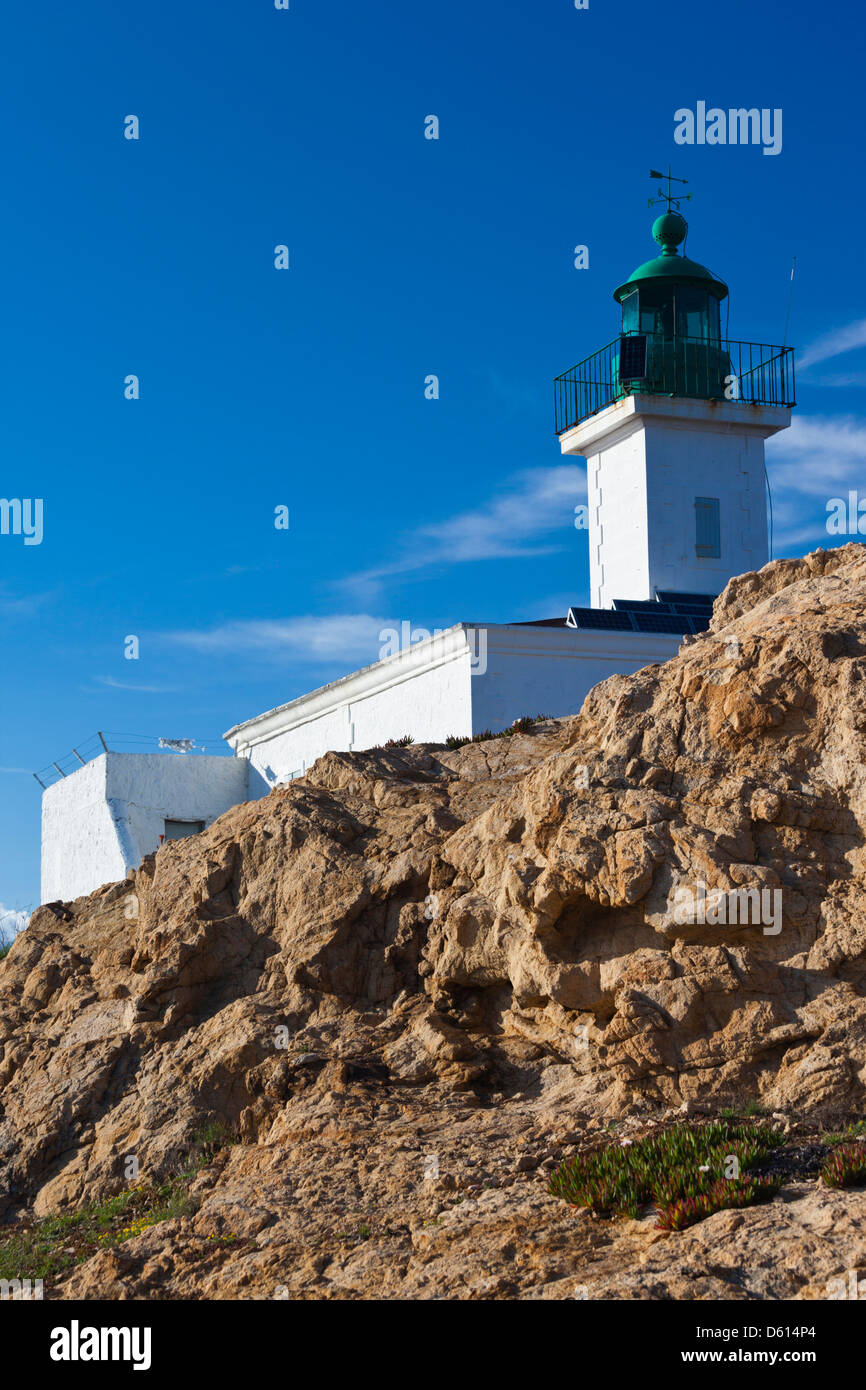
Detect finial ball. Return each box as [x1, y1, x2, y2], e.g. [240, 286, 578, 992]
[652, 209, 688, 251]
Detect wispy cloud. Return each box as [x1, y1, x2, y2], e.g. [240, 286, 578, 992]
[802, 371, 866, 389]
[162, 613, 391, 666]
[766, 413, 866, 548]
[513, 592, 583, 621]
[93, 676, 182, 694]
[0, 586, 52, 621]
[337, 464, 587, 600]
[767, 414, 866, 490]
[160, 468, 587, 661]
[799, 319, 866, 371]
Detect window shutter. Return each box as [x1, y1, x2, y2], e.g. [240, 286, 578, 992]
[163, 819, 205, 840]
[695, 497, 721, 558]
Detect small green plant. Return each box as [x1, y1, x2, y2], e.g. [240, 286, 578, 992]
[548, 1121, 783, 1231]
[820, 1119, 863, 1143]
[0, 1120, 237, 1283]
[444, 714, 552, 751]
[821, 1143, 866, 1188]
[656, 1175, 780, 1231]
[383, 735, 414, 748]
[187, 1120, 236, 1167]
[741, 1098, 767, 1117]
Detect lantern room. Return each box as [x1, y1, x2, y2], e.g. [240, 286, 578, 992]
[615, 208, 727, 343]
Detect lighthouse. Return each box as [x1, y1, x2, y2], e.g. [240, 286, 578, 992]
[556, 176, 795, 614]
[39, 179, 799, 906]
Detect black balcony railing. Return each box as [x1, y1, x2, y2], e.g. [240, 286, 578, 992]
[554, 335, 796, 436]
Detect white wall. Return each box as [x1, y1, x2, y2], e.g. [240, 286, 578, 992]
[643, 412, 769, 600]
[226, 627, 475, 793]
[227, 622, 684, 787]
[585, 424, 650, 605]
[471, 625, 681, 732]
[41, 753, 249, 904]
[41, 757, 129, 905]
[561, 395, 789, 608]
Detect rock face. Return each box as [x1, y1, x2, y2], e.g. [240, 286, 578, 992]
[3, 543, 866, 1298]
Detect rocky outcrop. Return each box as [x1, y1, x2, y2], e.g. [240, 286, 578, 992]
[2, 544, 866, 1298]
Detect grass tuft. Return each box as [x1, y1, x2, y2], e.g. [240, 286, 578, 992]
[445, 714, 553, 751]
[0, 1121, 237, 1286]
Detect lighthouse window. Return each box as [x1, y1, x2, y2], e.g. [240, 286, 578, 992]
[621, 288, 639, 334]
[639, 289, 674, 337]
[164, 819, 205, 840]
[671, 290, 722, 342]
[695, 497, 721, 558]
[675, 289, 709, 339]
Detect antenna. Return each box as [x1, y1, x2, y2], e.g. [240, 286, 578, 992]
[648, 166, 693, 212]
[782, 256, 797, 346]
[764, 457, 774, 562]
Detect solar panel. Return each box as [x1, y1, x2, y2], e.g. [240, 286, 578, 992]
[612, 597, 665, 612]
[567, 607, 635, 631]
[511, 617, 569, 627]
[668, 602, 716, 615]
[656, 590, 717, 607]
[618, 335, 648, 381]
[566, 601, 711, 636]
[633, 613, 692, 634]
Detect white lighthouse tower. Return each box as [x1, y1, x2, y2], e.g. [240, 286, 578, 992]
[555, 176, 794, 613]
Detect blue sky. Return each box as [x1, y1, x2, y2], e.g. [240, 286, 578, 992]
[1, 0, 864, 910]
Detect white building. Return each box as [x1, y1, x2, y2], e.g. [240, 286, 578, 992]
[40, 197, 795, 904]
[41, 753, 249, 904]
[225, 620, 685, 796]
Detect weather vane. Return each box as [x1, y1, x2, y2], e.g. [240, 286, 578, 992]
[648, 167, 693, 212]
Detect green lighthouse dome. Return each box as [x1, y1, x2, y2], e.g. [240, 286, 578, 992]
[614, 211, 728, 310]
[613, 210, 728, 348]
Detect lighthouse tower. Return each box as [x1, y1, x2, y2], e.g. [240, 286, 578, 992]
[556, 181, 795, 611]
